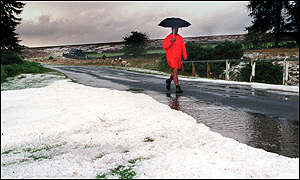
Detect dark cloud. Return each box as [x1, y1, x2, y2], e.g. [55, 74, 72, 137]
[16, 1, 251, 47]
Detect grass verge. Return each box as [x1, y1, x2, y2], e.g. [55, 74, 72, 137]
[95, 157, 148, 179]
[1, 61, 55, 83]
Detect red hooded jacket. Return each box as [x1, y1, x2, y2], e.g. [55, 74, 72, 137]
[163, 33, 187, 69]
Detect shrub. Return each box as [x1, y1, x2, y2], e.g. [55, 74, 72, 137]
[210, 62, 226, 79]
[185, 41, 244, 61]
[278, 41, 297, 48]
[123, 31, 149, 56]
[157, 55, 170, 73]
[185, 42, 215, 60]
[48, 56, 54, 60]
[1, 60, 52, 82]
[1, 52, 24, 65]
[213, 41, 244, 59]
[1, 65, 7, 82]
[3, 64, 21, 77]
[239, 61, 283, 84]
[22, 61, 52, 74]
[180, 41, 244, 77]
[243, 32, 273, 50]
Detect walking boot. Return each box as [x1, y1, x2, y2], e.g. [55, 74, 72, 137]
[176, 85, 183, 93]
[166, 79, 171, 90]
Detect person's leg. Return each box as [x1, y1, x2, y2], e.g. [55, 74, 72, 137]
[172, 68, 183, 93]
[169, 68, 174, 81]
[169, 74, 173, 81]
[172, 68, 179, 86]
[166, 68, 182, 92]
[166, 68, 174, 90]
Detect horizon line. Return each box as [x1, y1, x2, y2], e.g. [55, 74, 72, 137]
[24, 33, 246, 49]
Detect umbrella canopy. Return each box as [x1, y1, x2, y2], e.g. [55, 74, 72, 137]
[158, 17, 191, 28]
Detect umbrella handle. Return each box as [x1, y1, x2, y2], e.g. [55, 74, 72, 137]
[172, 29, 175, 41]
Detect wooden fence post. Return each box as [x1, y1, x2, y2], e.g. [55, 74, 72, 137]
[250, 60, 256, 82]
[192, 62, 195, 76]
[283, 58, 289, 85]
[225, 60, 230, 80]
[207, 62, 211, 78]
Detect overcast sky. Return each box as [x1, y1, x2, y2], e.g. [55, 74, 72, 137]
[16, 1, 252, 47]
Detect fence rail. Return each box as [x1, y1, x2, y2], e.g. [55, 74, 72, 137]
[182, 57, 299, 63]
[181, 57, 299, 85]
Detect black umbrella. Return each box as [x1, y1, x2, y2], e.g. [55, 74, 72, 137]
[158, 17, 191, 28]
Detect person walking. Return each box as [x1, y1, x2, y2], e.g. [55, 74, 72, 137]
[163, 27, 187, 93]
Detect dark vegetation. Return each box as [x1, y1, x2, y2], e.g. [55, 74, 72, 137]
[239, 61, 283, 84]
[246, 1, 299, 47]
[1, 52, 53, 83]
[1, 1, 25, 53]
[122, 31, 149, 57]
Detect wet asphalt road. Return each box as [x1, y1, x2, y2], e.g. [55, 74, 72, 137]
[45, 65, 299, 158]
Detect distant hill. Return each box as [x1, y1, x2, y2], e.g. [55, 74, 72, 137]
[148, 34, 245, 48]
[27, 34, 246, 49]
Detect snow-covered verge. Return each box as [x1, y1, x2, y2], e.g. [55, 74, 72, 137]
[1, 71, 67, 91]
[1, 78, 299, 179]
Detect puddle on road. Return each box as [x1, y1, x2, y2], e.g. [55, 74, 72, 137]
[250, 89, 299, 101]
[159, 93, 299, 158]
[193, 82, 299, 101]
[166, 93, 183, 110]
